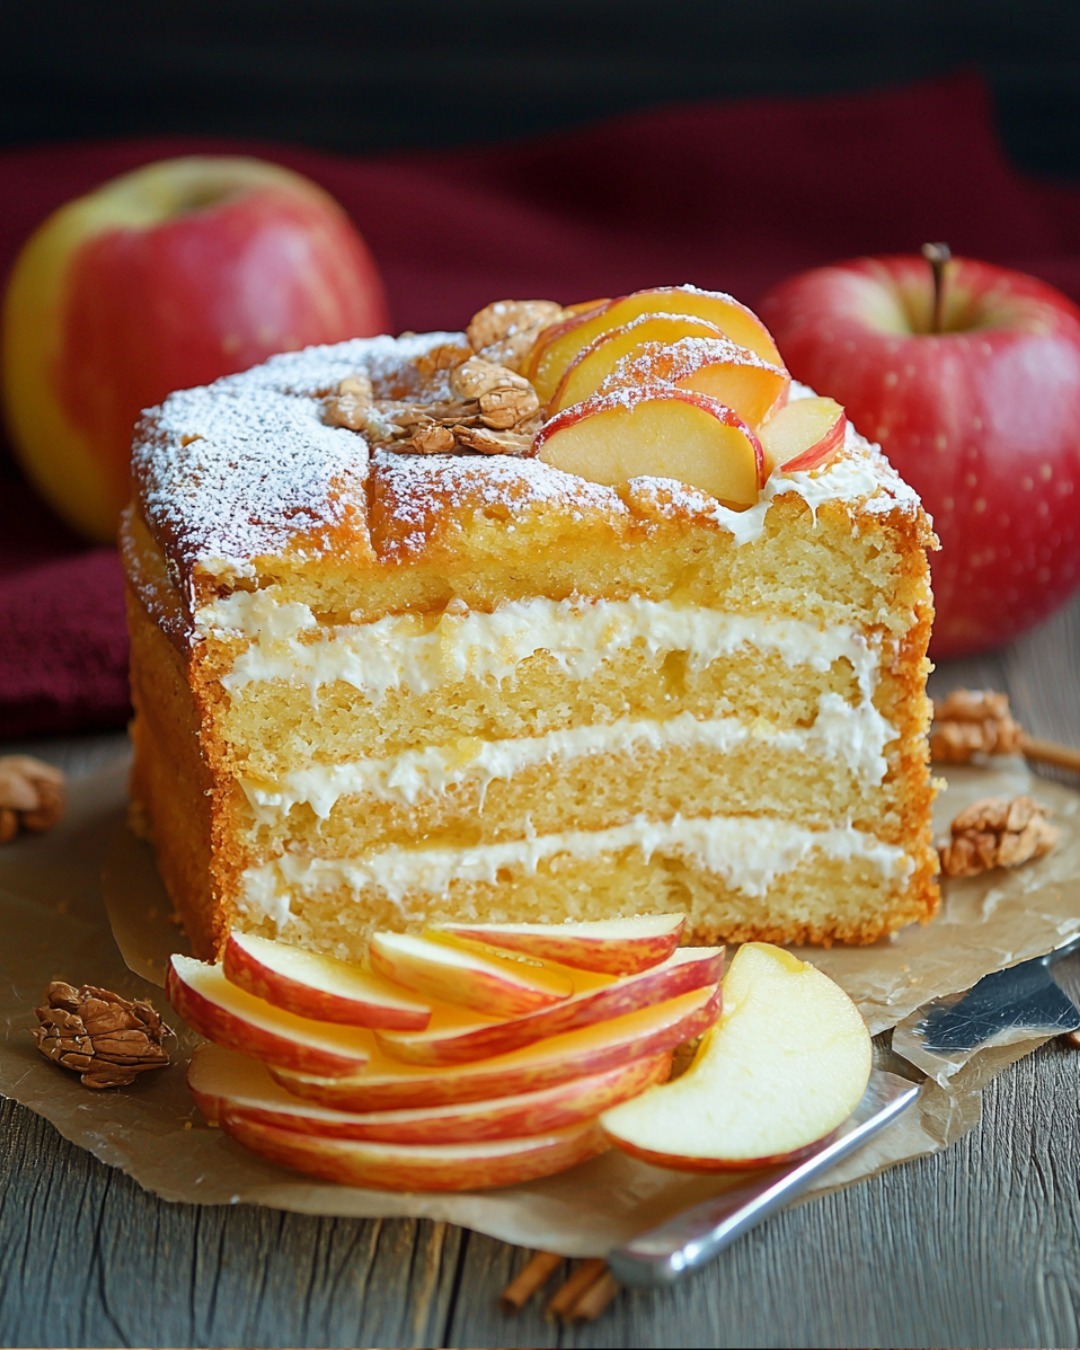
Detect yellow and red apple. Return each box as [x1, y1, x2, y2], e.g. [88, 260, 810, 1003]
[759, 251, 1080, 656]
[1, 155, 390, 541]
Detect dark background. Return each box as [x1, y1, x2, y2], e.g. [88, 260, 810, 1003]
[4, 0, 1078, 179]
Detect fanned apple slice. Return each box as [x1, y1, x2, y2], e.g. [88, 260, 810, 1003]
[223, 930, 431, 1028]
[760, 395, 847, 476]
[527, 284, 784, 402]
[427, 913, 685, 975]
[599, 336, 790, 428]
[166, 954, 375, 1077]
[368, 930, 575, 1017]
[271, 984, 720, 1110]
[600, 942, 873, 1171]
[189, 1041, 671, 1144]
[217, 1112, 610, 1192]
[548, 312, 725, 412]
[534, 384, 765, 509]
[374, 946, 723, 1066]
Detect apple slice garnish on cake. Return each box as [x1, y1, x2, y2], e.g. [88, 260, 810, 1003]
[189, 1041, 671, 1143]
[595, 335, 791, 428]
[166, 954, 380, 1076]
[223, 930, 432, 1028]
[367, 930, 575, 1017]
[270, 984, 721, 1111]
[373, 946, 723, 1066]
[547, 313, 727, 413]
[216, 1113, 611, 1192]
[534, 384, 766, 510]
[600, 942, 873, 1170]
[760, 396, 847, 477]
[527, 284, 785, 403]
[427, 913, 685, 975]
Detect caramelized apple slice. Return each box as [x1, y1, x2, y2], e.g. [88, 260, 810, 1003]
[599, 336, 790, 428]
[527, 284, 784, 403]
[760, 395, 847, 476]
[548, 313, 725, 413]
[534, 384, 766, 510]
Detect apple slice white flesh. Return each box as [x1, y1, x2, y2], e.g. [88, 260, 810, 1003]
[189, 1041, 671, 1144]
[367, 930, 574, 1017]
[223, 930, 431, 1028]
[760, 395, 846, 476]
[271, 984, 720, 1111]
[166, 954, 375, 1077]
[600, 942, 872, 1170]
[534, 384, 766, 509]
[374, 946, 723, 1066]
[217, 1112, 610, 1191]
[426, 913, 685, 975]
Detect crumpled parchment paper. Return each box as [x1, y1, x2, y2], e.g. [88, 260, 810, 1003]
[1, 750, 1077, 1256]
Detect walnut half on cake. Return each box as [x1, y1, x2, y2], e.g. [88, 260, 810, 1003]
[122, 287, 940, 963]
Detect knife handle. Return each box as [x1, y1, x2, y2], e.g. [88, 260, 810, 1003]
[607, 1070, 920, 1288]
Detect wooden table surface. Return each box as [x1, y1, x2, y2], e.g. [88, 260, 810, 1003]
[2, 593, 1079, 1350]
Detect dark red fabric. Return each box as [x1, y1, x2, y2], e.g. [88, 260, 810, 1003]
[2, 71, 1078, 736]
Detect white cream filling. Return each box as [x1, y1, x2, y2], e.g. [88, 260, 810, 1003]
[240, 694, 893, 819]
[197, 593, 879, 703]
[238, 814, 912, 927]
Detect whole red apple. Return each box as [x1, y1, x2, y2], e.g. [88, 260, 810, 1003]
[759, 251, 1080, 657]
[1, 156, 390, 541]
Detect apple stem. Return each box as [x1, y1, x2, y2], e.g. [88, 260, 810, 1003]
[921, 242, 951, 334]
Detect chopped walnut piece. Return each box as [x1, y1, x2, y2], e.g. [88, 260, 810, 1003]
[931, 689, 1024, 763]
[454, 425, 536, 456]
[32, 981, 173, 1089]
[414, 341, 472, 380]
[324, 373, 375, 431]
[466, 299, 566, 372]
[0, 755, 64, 843]
[938, 794, 1058, 878]
[406, 421, 458, 454]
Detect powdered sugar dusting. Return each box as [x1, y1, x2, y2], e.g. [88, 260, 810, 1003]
[133, 335, 926, 595]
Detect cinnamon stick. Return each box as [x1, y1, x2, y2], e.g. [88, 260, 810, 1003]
[560, 1269, 621, 1322]
[545, 1258, 609, 1319]
[1019, 733, 1080, 774]
[498, 1249, 563, 1312]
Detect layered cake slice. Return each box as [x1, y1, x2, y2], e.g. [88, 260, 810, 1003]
[122, 286, 940, 963]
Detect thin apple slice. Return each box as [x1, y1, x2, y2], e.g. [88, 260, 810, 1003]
[599, 336, 790, 428]
[217, 1112, 610, 1191]
[527, 284, 784, 403]
[189, 1041, 671, 1143]
[374, 946, 723, 1066]
[760, 395, 847, 476]
[534, 384, 765, 509]
[271, 984, 720, 1110]
[548, 312, 725, 412]
[367, 930, 575, 1017]
[427, 913, 685, 975]
[223, 930, 431, 1028]
[166, 954, 375, 1077]
[600, 942, 873, 1171]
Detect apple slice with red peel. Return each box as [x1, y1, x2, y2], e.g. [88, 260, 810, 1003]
[367, 930, 575, 1018]
[271, 984, 721, 1111]
[600, 942, 872, 1171]
[374, 946, 723, 1066]
[600, 336, 790, 429]
[166, 954, 375, 1077]
[527, 284, 784, 403]
[223, 930, 431, 1028]
[548, 312, 725, 413]
[189, 1041, 671, 1144]
[534, 384, 766, 509]
[760, 395, 847, 476]
[217, 1111, 610, 1191]
[427, 913, 685, 975]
